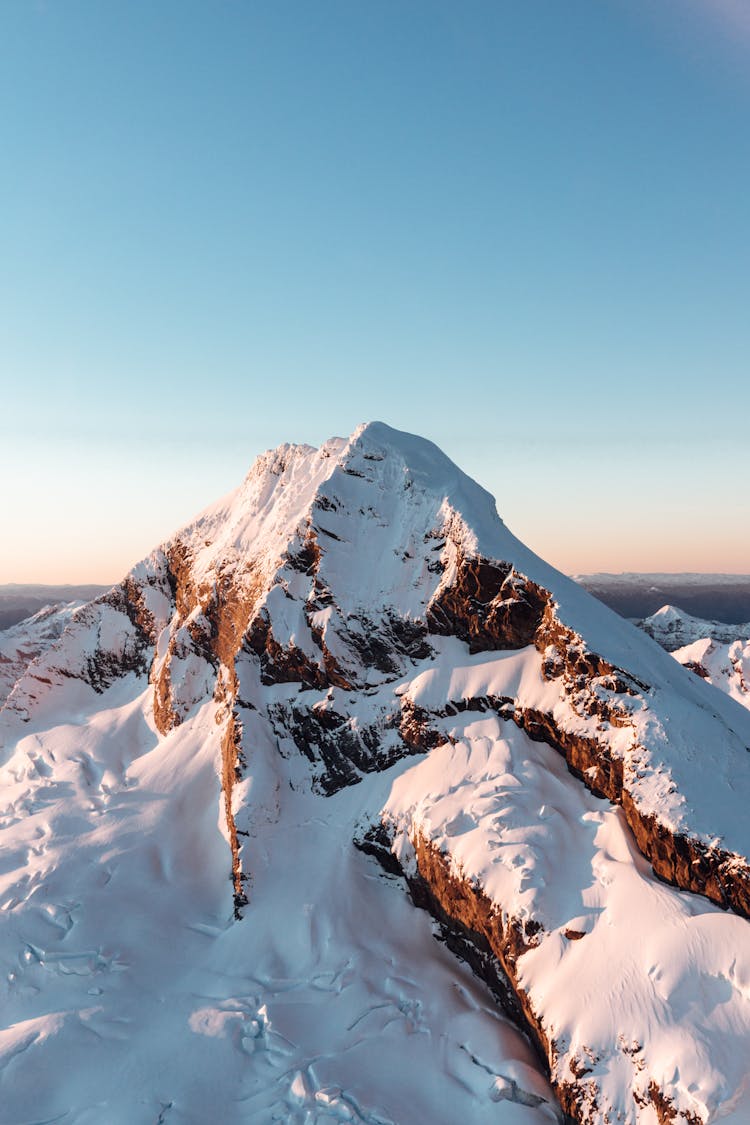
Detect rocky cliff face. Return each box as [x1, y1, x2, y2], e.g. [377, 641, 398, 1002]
[2, 422, 749, 1124]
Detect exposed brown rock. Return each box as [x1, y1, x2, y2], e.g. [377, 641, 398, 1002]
[399, 697, 447, 753]
[165, 540, 199, 622]
[285, 528, 322, 574]
[411, 678, 750, 921]
[513, 700, 750, 915]
[511, 706, 626, 802]
[427, 556, 548, 652]
[641, 1081, 703, 1125]
[151, 542, 266, 726]
[148, 544, 197, 736]
[152, 655, 177, 735]
[406, 832, 547, 1043]
[100, 524, 750, 938]
[108, 577, 159, 646]
[621, 791, 750, 917]
[221, 707, 248, 918]
[246, 608, 328, 690]
[306, 616, 355, 690]
[146, 541, 273, 906]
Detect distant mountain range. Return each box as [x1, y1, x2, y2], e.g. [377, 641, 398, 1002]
[575, 572, 750, 623]
[0, 583, 109, 630]
[0, 600, 86, 702]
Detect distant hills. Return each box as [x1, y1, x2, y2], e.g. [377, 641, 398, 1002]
[575, 572, 750, 623]
[0, 583, 110, 630]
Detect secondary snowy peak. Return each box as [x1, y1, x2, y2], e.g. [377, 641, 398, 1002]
[2, 423, 750, 1124]
[639, 603, 750, 652]
[672, 634, 750, 709]
[0, 600, 84, 707]
[632, 605, 750, 713]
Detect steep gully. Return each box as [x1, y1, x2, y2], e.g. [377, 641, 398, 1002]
[110, 524, 744, 1121]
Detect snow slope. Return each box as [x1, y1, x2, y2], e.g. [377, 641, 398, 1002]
[384, 708, 750, 1122]
[0, 684, 556, 1124]
[1, 422, 749, 1123]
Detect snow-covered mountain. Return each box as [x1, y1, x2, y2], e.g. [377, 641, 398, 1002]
[638, 603, 750, 652]
[0, 584, 109, 630]
[0, 599, 87, 704]
[2, 423, 749, 1125]
[634, 606, 750, 714]
[673, 634, 750, 711]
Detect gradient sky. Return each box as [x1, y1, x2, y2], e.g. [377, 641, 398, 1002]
[1, 0, 748, 583]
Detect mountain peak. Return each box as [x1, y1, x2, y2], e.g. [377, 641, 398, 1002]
[640, 602, 750, 651]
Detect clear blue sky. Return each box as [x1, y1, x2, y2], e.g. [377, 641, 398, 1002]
[1, 0, 748, 582]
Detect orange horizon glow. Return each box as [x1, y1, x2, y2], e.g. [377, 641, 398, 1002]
[3, 529, 748, 588]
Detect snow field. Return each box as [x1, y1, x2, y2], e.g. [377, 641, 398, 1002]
[0, 682, 559, 1123]
[384, 714, 750, 1123]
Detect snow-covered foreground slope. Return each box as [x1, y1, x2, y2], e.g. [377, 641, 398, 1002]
[0, 685, 556, 1124]
[1, 422, 749, 1123]
[384, 711, 750, 1123]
